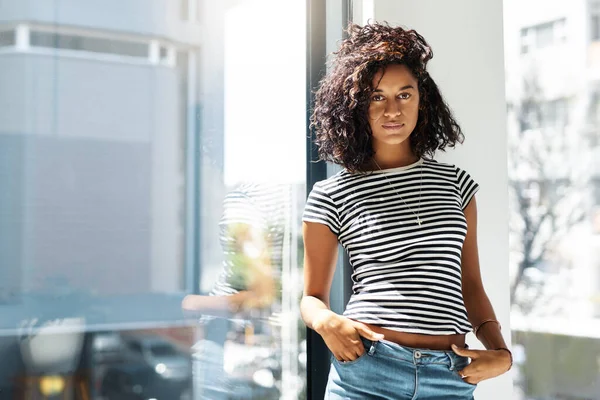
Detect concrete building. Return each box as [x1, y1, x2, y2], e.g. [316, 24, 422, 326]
[0, 0, 203, 299]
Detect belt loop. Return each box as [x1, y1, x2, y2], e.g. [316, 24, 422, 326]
[368, 340, 378, 356]
[447, 351, 456, 371]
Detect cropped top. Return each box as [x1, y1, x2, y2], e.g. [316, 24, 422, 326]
[302, 158, 479, 335]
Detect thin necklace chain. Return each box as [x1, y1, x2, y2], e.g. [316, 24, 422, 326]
[372, 158, 424, 226]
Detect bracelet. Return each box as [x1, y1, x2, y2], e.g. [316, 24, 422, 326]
[495, 347, 513, 371]
[473, 318, 501, 337]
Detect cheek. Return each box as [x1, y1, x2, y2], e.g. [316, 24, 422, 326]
[368, 104, 385, 121]
[406, 102, 420, 121]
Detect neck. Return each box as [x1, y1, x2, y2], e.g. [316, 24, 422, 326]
[372, 153, 419, 170]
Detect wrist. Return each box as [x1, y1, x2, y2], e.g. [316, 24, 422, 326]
[495, 347, 513, 371]
[312, 309, 337, 334]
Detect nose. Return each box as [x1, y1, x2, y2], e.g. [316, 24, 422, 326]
[384, 99, 402, 117]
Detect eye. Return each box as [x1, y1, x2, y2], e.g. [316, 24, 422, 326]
[371, 94, 385, 102]
[398, 93, 411, 100]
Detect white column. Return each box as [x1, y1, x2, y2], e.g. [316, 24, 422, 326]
[148, 40, 160, 64]
[15, 24, 30, 51]
[373, 1, 512, 398]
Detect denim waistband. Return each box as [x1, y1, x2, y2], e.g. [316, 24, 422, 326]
[360, 337, 467, 370]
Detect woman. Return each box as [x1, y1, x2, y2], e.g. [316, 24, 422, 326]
[182, 182, 290, 399]
[301, 23, 511, 399]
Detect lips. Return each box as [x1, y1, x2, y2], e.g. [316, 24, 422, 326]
[382, 123, 404, 129]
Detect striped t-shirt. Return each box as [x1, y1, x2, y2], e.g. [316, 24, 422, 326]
[211, 182, 290, 300]
[302, 158, 479, 335]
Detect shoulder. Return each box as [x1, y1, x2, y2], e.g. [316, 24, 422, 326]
[423, 158, 474, 178]
[421, 158, 460, 179]
[311, 169, 356, 194]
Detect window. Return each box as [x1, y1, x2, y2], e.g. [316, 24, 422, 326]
[520, 19, 566, 54]
[586, 92, 600, 146]
[592, 14, 600, 41]
[0, 29, 15, 47]
[180, 0, 189, 20]
[520, 98, 569, 131]
[180, 0, 201, 22]
[506, 3, 600, 400]
[127, 342, 143, 355]
[159, 45, 169, 61]
[29, 31, 148, 58]
[0, 1, 307, 399]
[592, 1, 600, 41]
[150, 343, 177, 357]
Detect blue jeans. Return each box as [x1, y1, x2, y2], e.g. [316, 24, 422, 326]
[325, 337, 477, 400]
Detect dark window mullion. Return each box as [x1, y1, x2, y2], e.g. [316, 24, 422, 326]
[306, 1, 353, 399]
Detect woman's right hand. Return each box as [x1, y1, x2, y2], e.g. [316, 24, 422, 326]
[313, 310, 384, 362]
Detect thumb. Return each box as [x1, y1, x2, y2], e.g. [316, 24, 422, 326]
[353, 321, 385, 341]
[451, 344, 478, 358]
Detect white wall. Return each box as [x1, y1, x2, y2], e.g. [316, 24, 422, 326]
[373, 1, 513, 398]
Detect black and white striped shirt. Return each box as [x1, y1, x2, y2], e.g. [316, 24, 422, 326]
[302, 158, 479, 335]
[211, 182, 290, 299]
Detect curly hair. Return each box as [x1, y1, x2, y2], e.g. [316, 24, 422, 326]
[310, 22, 464, 173]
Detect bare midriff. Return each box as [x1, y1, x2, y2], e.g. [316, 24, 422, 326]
[365, 323, 466, 350]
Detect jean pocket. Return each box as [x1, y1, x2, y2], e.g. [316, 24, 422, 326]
[333, 350, 369, 366]
[452, 357, 477, 387]
[454, 354, 471, 368]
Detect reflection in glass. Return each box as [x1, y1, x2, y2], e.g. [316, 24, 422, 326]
[30, 31, 149, 58]
[0, 30, 15, 47]
[183, 182, 303, 399]
[0, 1, 194, 398]
[0, 0, 306, 398]
[189, 0, 307, 398]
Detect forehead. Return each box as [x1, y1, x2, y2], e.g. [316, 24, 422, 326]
[372, 64, 417, 88]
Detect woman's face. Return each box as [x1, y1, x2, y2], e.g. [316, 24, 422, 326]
[368, 64, 420, 150]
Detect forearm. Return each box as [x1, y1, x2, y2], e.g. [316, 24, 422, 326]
[300, 295, 336, 333]
[181, 292, 249, 315]
[464, 289, 508, 350]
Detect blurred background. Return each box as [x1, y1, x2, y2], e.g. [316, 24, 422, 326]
[505, 0, 600, 398]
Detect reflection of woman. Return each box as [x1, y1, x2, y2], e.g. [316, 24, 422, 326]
[301, 23, 511, 399]
[181, 182, 289, 399]
[182, 183, 286, 315]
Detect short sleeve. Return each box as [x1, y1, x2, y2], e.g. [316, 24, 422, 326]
[302, 181, 340, 236]
[214, 191, 268, 293]
[219, 191, 267, 231]
[455, 166, 480, 210]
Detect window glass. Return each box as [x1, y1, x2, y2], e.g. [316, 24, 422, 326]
[30, 31, 148, 58]
[0, 30, 15, 47]
[0, 1, 306, 399]
[505, 1, 600, 399]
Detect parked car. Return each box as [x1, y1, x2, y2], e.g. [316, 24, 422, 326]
[99, 333, 192, 399]
[91, 331, 125, 364]
[100, 364, 157, 400]
[120, 334, 191, 383]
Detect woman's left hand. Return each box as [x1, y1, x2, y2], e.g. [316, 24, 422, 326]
[451, 344, 511, 385]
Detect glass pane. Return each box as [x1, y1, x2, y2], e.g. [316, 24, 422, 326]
[0, 30, 15, 47]
[536, 22, 555, 48]
[190, 0, 307, 398]
[505, 1, 600, 399]
[0, 3, 190, 400]
[181, 0, 190, 21]
[160, 46, 169, 61]
[0, 0, 306, 399]
[30, 31, 148, 58]
[592, 15, 600, 42]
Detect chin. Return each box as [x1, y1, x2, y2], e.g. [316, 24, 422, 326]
[381, 136, 410, 146]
